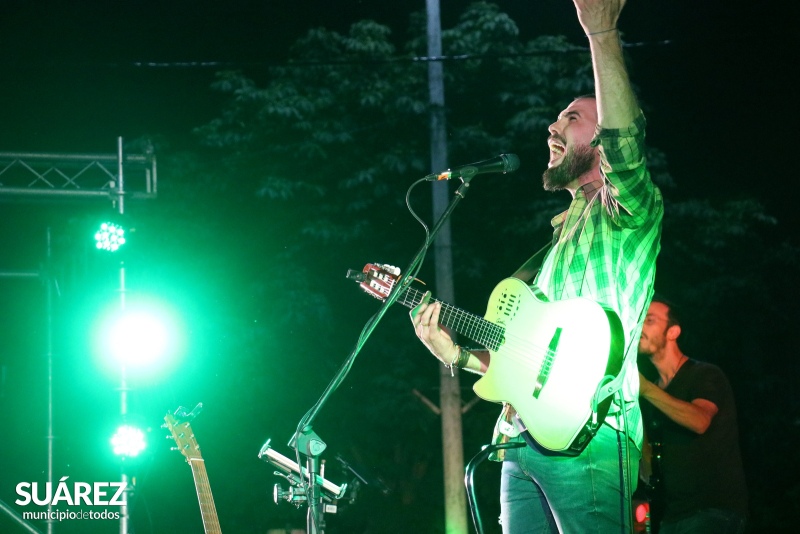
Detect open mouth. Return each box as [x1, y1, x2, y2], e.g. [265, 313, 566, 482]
[548, 138, 566, 158]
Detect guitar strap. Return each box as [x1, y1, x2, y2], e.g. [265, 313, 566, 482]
[511, 241, 552, 283]
[591, 305, 651, 415]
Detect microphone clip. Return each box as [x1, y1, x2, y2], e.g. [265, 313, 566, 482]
[425, 153, 520, 181]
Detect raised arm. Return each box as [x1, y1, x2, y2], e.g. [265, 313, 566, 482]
[572, 0, 638, 128]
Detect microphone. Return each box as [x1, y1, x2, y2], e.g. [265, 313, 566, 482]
[426, 153, 520, 181]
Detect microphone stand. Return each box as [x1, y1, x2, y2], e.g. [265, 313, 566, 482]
[287, 171, 479, 534]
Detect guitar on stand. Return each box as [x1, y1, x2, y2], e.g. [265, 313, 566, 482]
[164, 404, 222, 534]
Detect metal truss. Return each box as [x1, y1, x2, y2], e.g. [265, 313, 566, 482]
[0, 139, 157, 534]
[0, 143, 157, 203]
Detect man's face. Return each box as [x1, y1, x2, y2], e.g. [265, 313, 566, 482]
[542, 98, 599, 191]
[638, 301, 671, 357]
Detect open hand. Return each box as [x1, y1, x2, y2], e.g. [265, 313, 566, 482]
[572, 0, 626, 35]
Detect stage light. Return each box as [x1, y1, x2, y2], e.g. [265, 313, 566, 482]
[111, 425, 146, 457]
[95, 222, 126, 252]
[107, 310, 170, 368]
[92, 297, 186, 384]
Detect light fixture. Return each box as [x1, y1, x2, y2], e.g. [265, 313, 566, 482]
[111, 425, 146, 457]
[95, 222, 127, 252]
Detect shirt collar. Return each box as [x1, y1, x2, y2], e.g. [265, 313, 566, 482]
[551, 179, 605, 229]
[578, 179, 604, 201]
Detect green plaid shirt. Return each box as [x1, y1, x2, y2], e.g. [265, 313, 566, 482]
[538, 111, 662, 444]
[494, 111, 663, 455]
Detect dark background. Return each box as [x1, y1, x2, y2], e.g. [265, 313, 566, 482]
[1, 1, 796, 533]
[1, 0, 795, 225]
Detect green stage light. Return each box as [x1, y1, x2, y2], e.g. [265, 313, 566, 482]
[92, 298, 185, 383]
[95, 222, 126, 252]
[111, 425, 146, 457]
[107, 311, 169, 367]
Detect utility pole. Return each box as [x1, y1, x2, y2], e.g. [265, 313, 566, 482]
[426, 1, 469, 533]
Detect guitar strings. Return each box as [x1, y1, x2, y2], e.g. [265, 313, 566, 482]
[188, 459, 222, 532]
[399, 283, 611, 394]
[400, 286, 554, 372]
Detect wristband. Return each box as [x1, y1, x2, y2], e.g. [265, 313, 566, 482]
[587, 28, 617, 37]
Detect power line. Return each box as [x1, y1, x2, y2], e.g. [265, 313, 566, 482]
[1, 38, 679, 71]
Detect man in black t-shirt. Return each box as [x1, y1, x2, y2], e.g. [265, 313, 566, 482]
[637, 297, 747, 533]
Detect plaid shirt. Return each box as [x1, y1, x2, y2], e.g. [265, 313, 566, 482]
[493, 111, 663, 456]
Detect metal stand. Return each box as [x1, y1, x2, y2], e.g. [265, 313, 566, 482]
[0, 236, 52, 534]
[0, 498, 44, 534]
[464, 442, 525, 534]
[293, 427, 328, 534]
[0, 138, 156, 534]
[259, 439, 347, 534]
[281, 171, 479, 534]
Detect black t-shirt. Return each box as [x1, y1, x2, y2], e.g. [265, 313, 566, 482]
[641, 359, 748, 522]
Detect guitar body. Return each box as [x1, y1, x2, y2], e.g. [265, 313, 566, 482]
[472, 278, 624, 454]
[349, 264, 625, 454]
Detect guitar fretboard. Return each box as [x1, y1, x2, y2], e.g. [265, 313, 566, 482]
[189, 459, 222, 534]
[396, 284, 505, 351]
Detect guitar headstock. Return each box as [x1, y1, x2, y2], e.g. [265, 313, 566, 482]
[347, 263, 402, 302]
[164, 408, 203, 462]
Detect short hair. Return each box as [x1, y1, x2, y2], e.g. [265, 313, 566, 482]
[573, 93, 596, 102]
[650, 294, 682, 327]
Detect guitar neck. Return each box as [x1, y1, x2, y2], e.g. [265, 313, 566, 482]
[397, 285, 504, 351]
[188, 459, 222, 534]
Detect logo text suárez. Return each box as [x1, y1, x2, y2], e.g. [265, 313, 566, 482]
[15, 477, 127, 506]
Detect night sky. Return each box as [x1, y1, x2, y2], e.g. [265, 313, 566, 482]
[1, 0, 794, 219]
[0, 1, 795, 533]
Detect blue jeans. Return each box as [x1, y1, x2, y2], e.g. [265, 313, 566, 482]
[659, 508, 746, 534]
[499, 423, 639, 534]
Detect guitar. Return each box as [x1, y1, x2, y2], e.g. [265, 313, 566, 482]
[350, 263, 625, 455]
[164, 407, 222, 534]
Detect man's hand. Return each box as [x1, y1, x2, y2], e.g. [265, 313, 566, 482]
[572, 0, 637, 129]
[572, 0, 626, 36]
[409, 292, 458, 365]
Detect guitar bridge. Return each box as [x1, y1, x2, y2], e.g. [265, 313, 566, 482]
[532, 327, 560, 398]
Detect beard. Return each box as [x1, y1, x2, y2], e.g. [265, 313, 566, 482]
[638, 329, 668, 358]
[542, 143, 597, 191]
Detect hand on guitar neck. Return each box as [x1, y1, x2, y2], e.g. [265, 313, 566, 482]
[350, 263, 625, 455]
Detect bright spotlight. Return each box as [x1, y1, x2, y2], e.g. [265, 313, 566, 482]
[108, 311, 170, 367]
[93, 298, 185, 382]
[111, 425, 146, 457]
[95, 222, 126, 252]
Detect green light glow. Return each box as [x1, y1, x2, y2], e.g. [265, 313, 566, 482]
[108, 312, 169, 367]
[111, 425, 146, 457]
[93, 298, 185, 382]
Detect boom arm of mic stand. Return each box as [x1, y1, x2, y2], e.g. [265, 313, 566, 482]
[377, 178, 473, 314]
[286, 175, 475, 533]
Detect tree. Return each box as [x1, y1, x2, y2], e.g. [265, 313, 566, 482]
[130, 2, 799, 532]
[173, 3, 594, 532]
